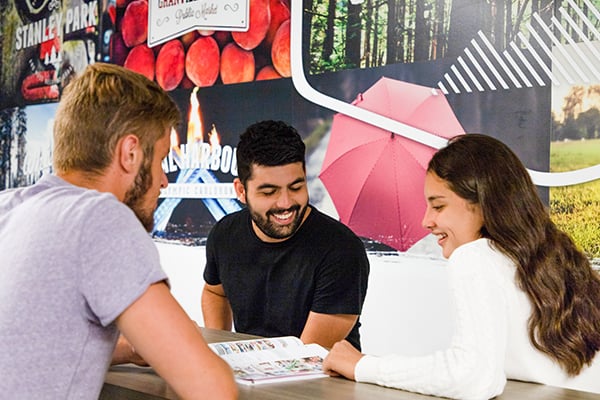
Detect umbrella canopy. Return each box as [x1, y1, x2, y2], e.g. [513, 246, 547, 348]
[319, 77, 464, 252]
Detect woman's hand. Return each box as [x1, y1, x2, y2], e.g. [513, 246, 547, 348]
[322, 339, 364, 380]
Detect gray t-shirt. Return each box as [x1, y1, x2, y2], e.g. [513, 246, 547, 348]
[0, 174, 167, 399]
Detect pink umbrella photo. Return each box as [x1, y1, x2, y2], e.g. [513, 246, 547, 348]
[319, 77, 464, 252]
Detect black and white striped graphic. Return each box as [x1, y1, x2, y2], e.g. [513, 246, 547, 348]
[438, 0, 600, 94]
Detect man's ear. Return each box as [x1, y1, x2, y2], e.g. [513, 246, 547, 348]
[233, 178, 246, 204]
[118, 134, 142, 174]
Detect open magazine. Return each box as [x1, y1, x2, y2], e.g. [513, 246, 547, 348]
[208, 336, 329, 385]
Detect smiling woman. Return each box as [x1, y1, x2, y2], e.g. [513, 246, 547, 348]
[422, 171, 484, 259]
[322, 133, 600, 399]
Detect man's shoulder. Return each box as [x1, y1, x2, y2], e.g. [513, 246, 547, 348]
[0, 175, 55, 210]
[210, 208, 248, 234]
[308, 207, 359, 237]
[60, 183, 126, 218]
[215, 208, 247, 224]
[1, 175, 122, 218]
[304, 207, 367, 255]
[41, 177, 139, 234]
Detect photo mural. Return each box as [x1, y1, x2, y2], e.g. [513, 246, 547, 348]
[1, 0, 599, 262]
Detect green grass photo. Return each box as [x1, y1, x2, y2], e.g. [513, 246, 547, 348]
[550, 138, 600, 260]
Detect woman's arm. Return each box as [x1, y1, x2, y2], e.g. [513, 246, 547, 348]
[325, 243, 508, 400]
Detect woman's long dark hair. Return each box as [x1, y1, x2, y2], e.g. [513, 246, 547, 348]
[428, 133, 600, 375]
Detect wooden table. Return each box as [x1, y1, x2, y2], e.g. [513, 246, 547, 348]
[101, 328, 600, 400]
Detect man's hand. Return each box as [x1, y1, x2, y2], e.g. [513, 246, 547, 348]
[111, 334, 148, 366]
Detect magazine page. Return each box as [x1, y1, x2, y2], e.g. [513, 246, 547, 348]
[209, 337, 329, 384]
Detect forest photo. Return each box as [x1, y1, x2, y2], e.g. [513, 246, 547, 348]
[305, 0, 600, 72]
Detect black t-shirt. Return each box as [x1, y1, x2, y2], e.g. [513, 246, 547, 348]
[204, 206, 370, 349]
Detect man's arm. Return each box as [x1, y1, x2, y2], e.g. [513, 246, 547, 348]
[300, 311, 358, 349]
[117, 282, 237, 400]
[201, 283, 233, 331]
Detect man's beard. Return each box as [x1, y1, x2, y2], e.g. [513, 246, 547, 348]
[124, 161, 154, 232]
[247, 201, 308, 240]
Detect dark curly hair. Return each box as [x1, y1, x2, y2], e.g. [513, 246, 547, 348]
[236, 120, 305, 185]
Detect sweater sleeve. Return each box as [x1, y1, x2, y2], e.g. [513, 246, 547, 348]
[355, 241, 508, 400]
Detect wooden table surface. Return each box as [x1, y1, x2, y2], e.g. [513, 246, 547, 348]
[101, 328, 600, 400]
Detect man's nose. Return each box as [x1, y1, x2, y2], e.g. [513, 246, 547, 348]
[276, 190, 293, 208]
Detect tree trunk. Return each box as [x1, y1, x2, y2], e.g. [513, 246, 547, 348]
[434, 0, 446, 59]
[372, 0, 381, 65]
[345, 1, 362, 67]
[0, 108, 14, 190]
[14, 108, 27, 187]
[365, 0, 373, 67]
[447, 0, 488, 58]
[321, 0, 337, 61]
[494, 0, 505, 50]
[303, 0, 314, 71]
[406, 0, 414, 62]
[386, 0, 400, 63]
[414, 0, 429, 61]
[505, 0, 512, 46]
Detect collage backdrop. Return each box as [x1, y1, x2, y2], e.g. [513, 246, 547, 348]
[1, 0, 599, 262]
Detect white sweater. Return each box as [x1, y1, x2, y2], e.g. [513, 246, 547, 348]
[355, 238, 600, 399]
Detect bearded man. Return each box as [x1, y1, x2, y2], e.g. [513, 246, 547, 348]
[201, 120, 370, 350]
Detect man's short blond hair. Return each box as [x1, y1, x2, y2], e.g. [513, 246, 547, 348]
[53, 63, 181, 175]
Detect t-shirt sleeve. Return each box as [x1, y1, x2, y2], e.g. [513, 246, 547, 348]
[78, 197, 167, 327]
[354, 242, 507, 399]
[203, 225, 222, 285]
[311, 234, 369, 315]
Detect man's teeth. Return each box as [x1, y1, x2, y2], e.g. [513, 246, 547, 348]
[437, 233, 447, 239]
[273, 211, 293, 220]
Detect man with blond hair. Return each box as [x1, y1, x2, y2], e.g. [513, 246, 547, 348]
[0, 63, 237, 400]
